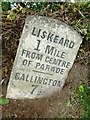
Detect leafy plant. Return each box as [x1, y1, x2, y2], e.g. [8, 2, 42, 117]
[1, 2, 11, 11]
[7, 12, 16, 20]
[78, 85, 90, 118]
[0, 98, 9, 105]
[66, 100, 72, 107]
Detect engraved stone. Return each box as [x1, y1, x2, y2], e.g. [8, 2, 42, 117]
[6, 15, 82, 99]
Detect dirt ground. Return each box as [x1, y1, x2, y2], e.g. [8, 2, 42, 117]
[2, 62, 88, 118]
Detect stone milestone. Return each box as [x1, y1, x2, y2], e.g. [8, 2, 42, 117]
[6, 15, 82, 99]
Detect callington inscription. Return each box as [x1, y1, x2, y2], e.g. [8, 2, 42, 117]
[6, 15, 82, 99]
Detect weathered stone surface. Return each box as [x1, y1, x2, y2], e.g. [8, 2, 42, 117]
[6, 15, 82, 99]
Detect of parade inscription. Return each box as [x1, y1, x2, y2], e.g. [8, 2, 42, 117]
[6, 16, 82, 99]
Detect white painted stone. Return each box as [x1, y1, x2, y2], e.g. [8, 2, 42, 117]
[6, 15, 82, 99]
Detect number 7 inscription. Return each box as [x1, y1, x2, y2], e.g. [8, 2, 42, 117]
[31, 85, 38, 94]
